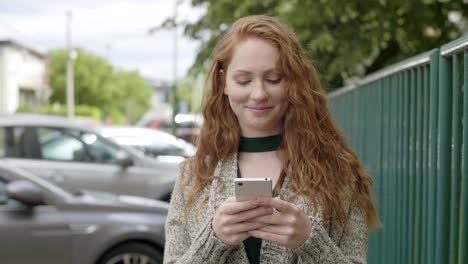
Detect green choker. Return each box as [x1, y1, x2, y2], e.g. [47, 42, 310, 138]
[239, 134, 282, 152]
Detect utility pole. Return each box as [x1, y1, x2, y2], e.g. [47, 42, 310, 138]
[148, 0, 182, 136]
[66, 11, 75, 119]
[171, 0, 179, 136]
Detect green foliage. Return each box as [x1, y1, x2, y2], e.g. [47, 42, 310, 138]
[176, 81, 193, 112]
[16, 104, 34, 113]
[16, 103, 102, 121]
[112, 70, 153, 123]
[38, 104, 102, 120]
[176, 72, 207, 113]
[48, 48, 152, 123]
[185, 0, 467, 89]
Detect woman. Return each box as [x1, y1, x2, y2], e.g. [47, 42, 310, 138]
[164, 15, 380, 264]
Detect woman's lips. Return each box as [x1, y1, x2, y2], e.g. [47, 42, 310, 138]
[247, 106, 273, 113]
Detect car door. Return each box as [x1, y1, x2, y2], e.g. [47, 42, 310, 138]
[47, 128, 161, 197]
[2, 125, 169, 199]
[0, 178, 72, 264]
[0, 126, 118, 192]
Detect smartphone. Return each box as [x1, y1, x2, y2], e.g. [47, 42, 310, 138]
[235, 178, 272, 202]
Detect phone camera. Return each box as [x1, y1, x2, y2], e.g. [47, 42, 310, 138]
[238, 182, 243, 186]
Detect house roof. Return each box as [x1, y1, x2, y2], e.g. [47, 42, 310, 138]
[0, 39, 46, 59]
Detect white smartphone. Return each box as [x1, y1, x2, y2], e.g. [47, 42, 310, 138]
[235, 178, 272, 202]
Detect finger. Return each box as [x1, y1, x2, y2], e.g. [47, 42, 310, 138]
[249, 214, 289, 225]
[248, 230, 287, 245]
[226, 221, 270, 234]
[222, 198, 260, 215]
[223, 206, 272, 225]
[258, 197, 294, 213]
[235, 206, 273, 222]
[255, 225, 292, 236]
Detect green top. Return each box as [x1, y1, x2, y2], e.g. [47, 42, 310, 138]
[238, 134, 282, 264]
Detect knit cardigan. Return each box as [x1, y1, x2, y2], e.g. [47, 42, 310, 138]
[163, 153, 368, 264]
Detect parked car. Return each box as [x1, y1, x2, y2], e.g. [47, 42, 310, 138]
[137, 112, 203, 143]
[0, 114, 180, 202]
[0, 161, 167, 264]
[97, 126, 196, 159]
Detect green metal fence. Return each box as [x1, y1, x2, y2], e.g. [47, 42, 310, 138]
[328, 35, 468, 264]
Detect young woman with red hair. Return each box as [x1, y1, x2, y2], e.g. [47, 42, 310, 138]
[164, 15, 380, 264]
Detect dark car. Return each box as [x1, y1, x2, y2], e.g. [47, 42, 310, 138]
[0, 114, 180, 202]
[0, 161, 168, 264]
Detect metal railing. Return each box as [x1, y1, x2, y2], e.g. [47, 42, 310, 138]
[329, 34, 468, 264]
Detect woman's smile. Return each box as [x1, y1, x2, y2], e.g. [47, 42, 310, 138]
[247, 105, 274, 114]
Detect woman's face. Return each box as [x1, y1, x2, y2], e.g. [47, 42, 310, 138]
[223, 37, 288, 137]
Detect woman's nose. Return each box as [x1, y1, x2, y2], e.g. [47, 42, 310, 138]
[250, 80, 268, 101]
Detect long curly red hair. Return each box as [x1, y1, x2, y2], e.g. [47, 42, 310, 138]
[182, 15, 380, 228]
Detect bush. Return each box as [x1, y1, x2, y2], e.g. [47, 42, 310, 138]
[38, 103, 102, 121]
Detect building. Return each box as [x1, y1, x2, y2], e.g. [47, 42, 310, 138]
[0, 40, 49, 114]
[145, 77, 171, 107]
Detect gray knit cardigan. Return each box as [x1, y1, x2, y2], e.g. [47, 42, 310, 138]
[164, 154, 368, 264]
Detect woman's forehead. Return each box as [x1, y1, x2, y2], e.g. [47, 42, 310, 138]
[227, 37, 280, 74]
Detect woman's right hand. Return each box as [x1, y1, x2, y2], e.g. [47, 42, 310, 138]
[212, 197, 273, 245]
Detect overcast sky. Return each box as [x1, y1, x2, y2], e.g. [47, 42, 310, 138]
[0, 0, 205, 82]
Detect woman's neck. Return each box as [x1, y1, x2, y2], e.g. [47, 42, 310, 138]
[240, 125, 283, 138]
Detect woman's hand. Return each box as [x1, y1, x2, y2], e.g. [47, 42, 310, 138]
[212, 197, 273, 246]
[247, 197, 312, 249]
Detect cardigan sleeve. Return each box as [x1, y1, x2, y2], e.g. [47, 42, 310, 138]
[163, 162, 239, 264]
[293, 199, 368, 264]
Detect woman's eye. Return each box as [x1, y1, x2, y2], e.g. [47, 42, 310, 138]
[236, 80, 251, 86]
[266, 78, 282, 84]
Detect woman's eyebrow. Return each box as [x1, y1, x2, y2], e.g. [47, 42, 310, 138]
[233, 70, 252, 74]
[233, 69, 280, 74]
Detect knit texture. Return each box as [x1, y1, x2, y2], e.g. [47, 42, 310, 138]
[163, 153, 368, 264]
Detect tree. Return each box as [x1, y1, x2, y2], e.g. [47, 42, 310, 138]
[176, 72, 207, 113]
[113, 70, 153, 123]
[184, 0, 467, 89]
[48, 48, 152, 123]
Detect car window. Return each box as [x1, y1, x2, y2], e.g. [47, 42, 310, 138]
[38, 128, 87, 162]
[0, 179, 6, 205]
[1, 127, 29, 158]
[78, 132, 120, 163]
[148, 140, 186, 156]
[110, 135, 184, 157]
[37, 128, 121, 164]
[177, 121, 196, 129]
[0, 128, 5, 157]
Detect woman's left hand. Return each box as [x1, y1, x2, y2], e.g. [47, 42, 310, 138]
[247, 197, 312, 249]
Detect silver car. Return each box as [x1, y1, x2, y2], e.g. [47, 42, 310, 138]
[97, 126, 196, 159]
[0, 162, 167, 264]
[0, 114, 180, 201]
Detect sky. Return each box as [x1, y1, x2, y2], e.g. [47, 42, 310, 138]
[0, 0, 206, 82]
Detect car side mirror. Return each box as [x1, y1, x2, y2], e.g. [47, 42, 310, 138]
[6, 180, 45, 206]
[115, 151, 133, 169]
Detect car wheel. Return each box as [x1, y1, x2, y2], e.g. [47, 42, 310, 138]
[98, 242, 163, 264]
